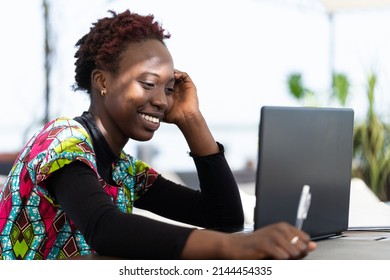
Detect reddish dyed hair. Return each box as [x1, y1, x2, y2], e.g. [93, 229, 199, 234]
[73, 9, 171, 93]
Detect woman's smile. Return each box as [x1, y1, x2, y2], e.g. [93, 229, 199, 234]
[139, 113, 160, 124]
[139, 112, 162, 131]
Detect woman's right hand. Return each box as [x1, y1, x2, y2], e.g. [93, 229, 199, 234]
[181, 222, 316, 260]
[225, 222, 316, 260]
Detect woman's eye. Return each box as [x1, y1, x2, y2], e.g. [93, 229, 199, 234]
[165, 88, 174, 96]
[140, 82, 155, 89]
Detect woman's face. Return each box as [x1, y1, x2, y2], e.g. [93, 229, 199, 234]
[98, 39, 175, 144]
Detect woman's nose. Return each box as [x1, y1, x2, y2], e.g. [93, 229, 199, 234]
[151, 90, 168, 111]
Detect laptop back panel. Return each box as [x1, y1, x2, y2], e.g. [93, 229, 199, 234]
[254, 106, 354, 239]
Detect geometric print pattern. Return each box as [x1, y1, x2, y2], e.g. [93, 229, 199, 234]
[0, 117, 159, 259]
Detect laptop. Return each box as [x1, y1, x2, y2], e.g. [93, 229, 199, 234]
[253, 106, 354, 240]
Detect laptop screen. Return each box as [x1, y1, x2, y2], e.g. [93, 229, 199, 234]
[254, 106, 354, 239]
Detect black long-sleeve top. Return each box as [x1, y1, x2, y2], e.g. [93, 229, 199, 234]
[45, 112, 244, 259]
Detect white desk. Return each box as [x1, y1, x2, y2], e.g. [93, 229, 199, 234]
[304, 230, 390, 260]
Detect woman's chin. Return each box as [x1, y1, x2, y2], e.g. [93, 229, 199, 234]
[131, 132, 155, 142]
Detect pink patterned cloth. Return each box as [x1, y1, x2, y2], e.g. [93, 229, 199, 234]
[0, 117, 158, 259]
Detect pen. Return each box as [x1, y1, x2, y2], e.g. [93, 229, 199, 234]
[295, 184, 311, 230]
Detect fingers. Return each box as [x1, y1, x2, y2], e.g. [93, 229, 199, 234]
[278, 223, 314, 259]
[174, 69, 187, 85]
[174, 69, 189, 80]
[308, 241, 317, 252]
[251, 222, 315, 260]
[163, 69, 200, 126]
[282, 233, 310, 259]
[174, 69, 196, 90]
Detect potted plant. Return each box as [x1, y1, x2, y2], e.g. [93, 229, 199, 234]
[287, 71, 390, 201]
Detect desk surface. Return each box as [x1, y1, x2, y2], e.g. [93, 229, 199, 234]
[304, 230, 390, 260]
[70, 230, 390, 260]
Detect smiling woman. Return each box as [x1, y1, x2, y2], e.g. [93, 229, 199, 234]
[87, 39, 176, 148]
[0, 9, 315, 260]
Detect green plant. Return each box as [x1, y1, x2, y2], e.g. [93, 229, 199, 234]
[332, 73, 350, 106]
[287, 71, 390, 201]
[286, 72, 318, 106]
[352, 73, 390, 201]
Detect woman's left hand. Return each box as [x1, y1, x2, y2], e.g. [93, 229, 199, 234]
[164, 69, 219, 156]
[163, 70, 200, 126]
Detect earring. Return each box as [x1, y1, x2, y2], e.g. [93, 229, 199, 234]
[101, 89, 106, 96]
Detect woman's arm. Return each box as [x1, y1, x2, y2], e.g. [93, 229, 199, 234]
[46, 161, 194, 259]
[164, 70, 219, 156]
[182, 222, 316, 259]
[151, 70, 243, 228]
[46, 162, 315, 259]
[135, 143, 244, 229]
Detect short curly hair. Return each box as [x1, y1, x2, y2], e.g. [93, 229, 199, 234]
[73, 9, 171, 93]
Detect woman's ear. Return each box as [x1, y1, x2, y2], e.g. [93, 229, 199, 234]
[91, 69, 107, 93]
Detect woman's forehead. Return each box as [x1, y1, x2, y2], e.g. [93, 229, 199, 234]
[117, 40, 174, 73]
[121, 40, 172, 63]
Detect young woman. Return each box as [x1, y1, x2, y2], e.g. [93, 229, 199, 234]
[0, 9, 315, 260]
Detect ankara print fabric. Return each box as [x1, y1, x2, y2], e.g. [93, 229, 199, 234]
[0, 117, 158, 259]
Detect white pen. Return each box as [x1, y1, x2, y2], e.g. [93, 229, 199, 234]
[295, 184, 311, 230]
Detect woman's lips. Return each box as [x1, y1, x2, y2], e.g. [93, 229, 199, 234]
[139, 113, 160, 124]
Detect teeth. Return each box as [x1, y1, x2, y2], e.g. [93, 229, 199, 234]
[140, 113, 160, 124]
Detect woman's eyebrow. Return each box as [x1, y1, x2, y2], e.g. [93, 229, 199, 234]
[142, 71, 175, 83]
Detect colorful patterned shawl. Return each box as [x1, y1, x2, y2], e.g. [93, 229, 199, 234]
[0, 117, 158, 259]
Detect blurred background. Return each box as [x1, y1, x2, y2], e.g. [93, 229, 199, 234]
[2, 0, 390, 199]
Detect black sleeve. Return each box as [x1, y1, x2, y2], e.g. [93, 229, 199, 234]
[135, 143, 244, 229]
[45, 161, 194, 259]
